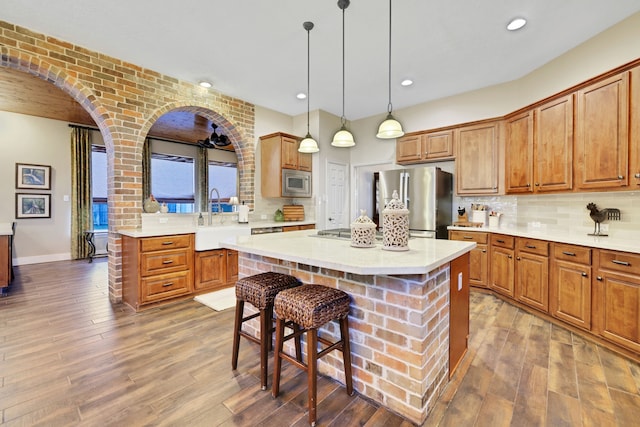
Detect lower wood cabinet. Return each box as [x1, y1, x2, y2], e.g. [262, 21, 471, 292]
[1, 235, 10, 288]
[515, 238, 549, 312]
[122, 234, 194, 311]
[490, 234, 515, 297]
[282, 224, 316, 232]
[449, 230, 488, 288]
[194, 248, 238, 292]
[550, 243, 592, 331]
[593, 249, 640, 354]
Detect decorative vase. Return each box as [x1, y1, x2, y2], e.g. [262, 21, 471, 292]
[160, 202, 169, 213]
[143, 195, 160, 213]
[382, 190, 409, 251]
[350, 209, 377, 248]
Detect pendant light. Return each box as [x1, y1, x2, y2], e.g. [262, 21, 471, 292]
[376, 0, 404, 139]
[331, 0, 355, 148]
[299, 21, 320, 153]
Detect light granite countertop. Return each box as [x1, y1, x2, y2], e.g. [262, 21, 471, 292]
[118, 219, 316, 238]
[221, 229, 475, 276]
[0, 222, 14, 236]
[447, 224, 639, 254]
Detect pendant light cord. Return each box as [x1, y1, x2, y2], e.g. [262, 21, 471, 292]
[341, 6, 346, 126]
[387, 0, 393, 114]
[306, 23, 311, 135]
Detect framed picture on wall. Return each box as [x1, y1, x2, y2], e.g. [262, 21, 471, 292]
[16, 193, 51, 219]
[16, 163, 51, 190]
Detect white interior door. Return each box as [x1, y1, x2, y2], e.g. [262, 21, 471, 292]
[326, 162, 348, 229]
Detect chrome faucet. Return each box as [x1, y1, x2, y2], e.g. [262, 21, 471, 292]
[209, 187, 222, 225]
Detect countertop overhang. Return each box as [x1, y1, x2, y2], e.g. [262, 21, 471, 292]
[221, 230, 475, 276]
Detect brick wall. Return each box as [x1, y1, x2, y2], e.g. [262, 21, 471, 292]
[237, 252, 452, 425]
[0, 20, 256, 302]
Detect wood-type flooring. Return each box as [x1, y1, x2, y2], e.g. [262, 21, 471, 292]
[1, 259, 639, 426]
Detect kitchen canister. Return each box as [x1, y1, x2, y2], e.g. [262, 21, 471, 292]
[382, 190, 410, 251]
[350, 209, 377, 248]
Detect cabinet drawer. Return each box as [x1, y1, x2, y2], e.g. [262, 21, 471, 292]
[517, 238, 549, 256]
[491, 234, 515, 249]
[141, 234, 192, 252]
[553, 243, 591, 265]
[450, 231, 488, 244]
[141, 249, 190, 276]
[598, 250, 640, 276]
[141, 271, 191, 303]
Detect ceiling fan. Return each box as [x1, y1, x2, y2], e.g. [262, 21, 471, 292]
[197, 123, 230, 148]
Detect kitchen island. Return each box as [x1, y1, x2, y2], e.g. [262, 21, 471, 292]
[222, 230, 475, 424]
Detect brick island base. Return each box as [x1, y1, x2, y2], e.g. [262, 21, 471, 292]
[237, 251, 453, 425]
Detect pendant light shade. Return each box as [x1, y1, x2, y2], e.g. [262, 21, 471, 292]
[332, 0, 355, 148]
[299, 21, 319, 153]
[377, 0, 404, 139]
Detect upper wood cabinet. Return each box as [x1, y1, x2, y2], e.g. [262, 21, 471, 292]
[505, 95, 574, 194]
[505, 111, 534, 193]
[260, 132, 312, 172]
[455, 121, 499, 195]
[575, 73, 629, 190]
[396, 130, 453, 164]
[535, 95, 574, 192]
[631, 66, 640, 187]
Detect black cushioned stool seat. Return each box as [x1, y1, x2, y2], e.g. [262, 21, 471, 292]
[272, 284, 353, 427]
[232, 272, 302, 390]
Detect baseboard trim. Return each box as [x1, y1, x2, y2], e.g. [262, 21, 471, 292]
[14, 252, 72, 266]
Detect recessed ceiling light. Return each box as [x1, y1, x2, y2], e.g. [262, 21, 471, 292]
[401, 79, 413, 87]
[507, 17, 527, 31]
[199, 81, 212, 88]
[296, 92, 307, 100]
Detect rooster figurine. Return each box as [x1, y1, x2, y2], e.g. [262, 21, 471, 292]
[586, 203, 621, 236]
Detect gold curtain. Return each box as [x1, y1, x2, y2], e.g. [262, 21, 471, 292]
[70, 127, 93, 259]
[197, 146, 209, 212]
[142, 138, 152, 202]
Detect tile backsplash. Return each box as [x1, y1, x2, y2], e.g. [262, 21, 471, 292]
[457, 191, 640, 239]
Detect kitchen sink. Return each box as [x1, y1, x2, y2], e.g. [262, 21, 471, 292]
[195, 225, 251, 251]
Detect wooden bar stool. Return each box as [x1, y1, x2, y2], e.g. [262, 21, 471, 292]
[232, 272, 302, 390]
[272, 284, 353, 427]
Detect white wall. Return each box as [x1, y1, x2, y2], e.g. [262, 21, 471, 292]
[0, 111, 73, 264]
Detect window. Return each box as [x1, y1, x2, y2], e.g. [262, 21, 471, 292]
[151, 153, 195, 213]
[208, 161, 238, 213]
[91, 146, 108, 230]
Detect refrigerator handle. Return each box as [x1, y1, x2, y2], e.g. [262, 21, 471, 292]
[403, 172, 409, 209]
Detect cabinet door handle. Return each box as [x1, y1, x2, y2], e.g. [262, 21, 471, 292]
[162, 282, 174, 287]
[162, 259, 174, 264]
[525, 244, 536, 249]
[562, 251, 576, 257]
[496, 239, 505, 243]
[635, 173, 640, 179]
[482, 249, 487, 253]
[463, 236, 473, 240]
[596, 276, 603, 281]
[581, 272, 588, 277]
[612, 259, 631, 267]
[535, 183, 540, 186]
[508, 255, 513, 259]
[618, 175, 624, 180]
[162, 241, 174, 246]
[516, 256, 521, 261]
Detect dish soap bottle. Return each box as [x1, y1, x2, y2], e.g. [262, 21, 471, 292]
[198, 212, 204, 226]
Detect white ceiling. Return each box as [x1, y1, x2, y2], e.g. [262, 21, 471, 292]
[3, 0, 640, 120]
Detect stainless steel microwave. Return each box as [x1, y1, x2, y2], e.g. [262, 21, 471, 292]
[282, 169, 312, 198]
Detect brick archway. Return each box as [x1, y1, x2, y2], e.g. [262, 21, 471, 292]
[140, 104, 256, 208]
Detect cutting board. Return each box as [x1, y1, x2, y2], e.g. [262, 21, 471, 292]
[283, 205, 305, 221]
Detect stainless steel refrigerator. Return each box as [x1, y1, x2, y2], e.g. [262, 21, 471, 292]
[377, 166, 452, 239]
